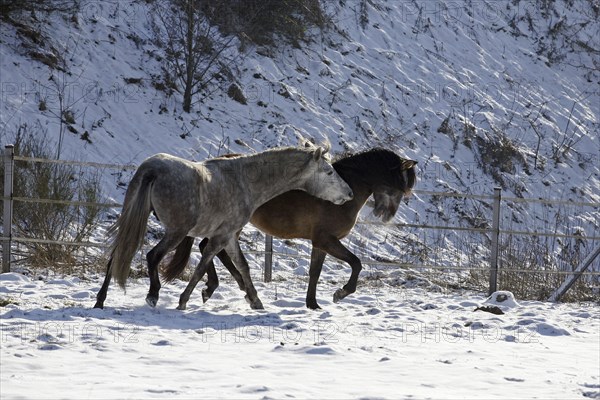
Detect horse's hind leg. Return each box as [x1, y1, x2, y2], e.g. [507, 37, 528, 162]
[316, 235, 362, 304]
[224, 239, 264, 310]
[306, 247, 327, 310]
[146, 232, 187, 307]
[94, 256, 113, 309]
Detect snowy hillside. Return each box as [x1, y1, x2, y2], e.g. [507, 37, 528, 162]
[0, 1, 599, 291]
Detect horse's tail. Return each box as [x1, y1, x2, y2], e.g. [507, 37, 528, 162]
[107, 167, 155, 288]
[161, 236, 194, 283]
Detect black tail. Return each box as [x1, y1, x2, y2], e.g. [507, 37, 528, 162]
[161, 236, 194, 282]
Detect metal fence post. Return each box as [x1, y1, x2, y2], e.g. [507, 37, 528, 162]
[488, 187, 502, 295]
[264, 234, 273, 282]
[2, 145, 15, 273]
[548, 243, 600, 302]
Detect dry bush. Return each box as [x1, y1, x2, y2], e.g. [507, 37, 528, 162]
[199, 0, 327, 47]
[7, 124, 103, 274]
[0, 0, 78, 17]
[497, 234, 599, 302]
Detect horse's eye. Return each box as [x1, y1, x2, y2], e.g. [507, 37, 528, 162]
[327, 170, 334, 176]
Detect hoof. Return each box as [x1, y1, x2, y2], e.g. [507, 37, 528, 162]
[250, 300, 264, 310]
[93, 302, 104, 309]
[176, 303, 187, 311]
[245, 295, 264, 310]
[306, 303, 321, 310]
[145, 296, 158, 308]
[333, 288, 348, 303]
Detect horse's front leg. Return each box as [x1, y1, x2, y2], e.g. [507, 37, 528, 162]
[178, 236, 227, 310]
[198, 238, 246, 303]
[177, 256, 212, 310]
[317, 236, 362, 304]
[306, 247, 327, 310]
[215, 248, 246, 291]
[224, 239, 264, 310]
[203, 261, 219, 303]
[198, 238, 219, 303]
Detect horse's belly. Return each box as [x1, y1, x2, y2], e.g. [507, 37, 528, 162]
[250, 216, 312, 240]
[187, 210, 247, 238]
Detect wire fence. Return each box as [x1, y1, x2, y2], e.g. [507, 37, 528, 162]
[2, 146, 599, 301]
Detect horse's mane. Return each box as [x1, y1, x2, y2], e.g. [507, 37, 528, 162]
[211, 139, 331, 161]
[333, 148, 417, 193]
[209, 145, 315, 163]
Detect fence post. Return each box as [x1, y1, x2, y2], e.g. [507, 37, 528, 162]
[264, 234, 273, 282]
[488, 187, 502, 295]
[2, 145, 15, 273]
[548, 243, 600, 302]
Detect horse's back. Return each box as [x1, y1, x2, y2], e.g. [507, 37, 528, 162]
[140, 153, 250, 237]
[140, 153, 198, 172]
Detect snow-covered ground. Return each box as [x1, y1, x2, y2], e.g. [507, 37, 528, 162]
[1, 272, 598, 399]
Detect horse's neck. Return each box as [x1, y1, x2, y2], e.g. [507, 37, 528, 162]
[235, 150, 307, 206]
[338, 169, 373, 211]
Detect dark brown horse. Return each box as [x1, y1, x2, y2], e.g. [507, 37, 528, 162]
[162, 148, 417, 309]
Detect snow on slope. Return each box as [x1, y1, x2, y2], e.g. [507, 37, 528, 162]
[1, 0, 597, 194]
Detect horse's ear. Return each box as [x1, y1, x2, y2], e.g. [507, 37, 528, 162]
[300, 136, 317, 150]
[400, 159, 417, 170]
[313, 146, 324, 161]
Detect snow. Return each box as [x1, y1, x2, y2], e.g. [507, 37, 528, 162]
[0, 0, 599, 398]
[483, 290, 521, 310]
[1, 272, 599, 399]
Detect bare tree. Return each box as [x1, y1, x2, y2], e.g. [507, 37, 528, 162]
[151, 0, 236, 113]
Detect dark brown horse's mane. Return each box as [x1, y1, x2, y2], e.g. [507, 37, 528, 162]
[333, 148, 417, 193]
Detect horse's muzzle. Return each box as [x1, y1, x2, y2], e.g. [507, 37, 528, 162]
[333, 190, 354, 205]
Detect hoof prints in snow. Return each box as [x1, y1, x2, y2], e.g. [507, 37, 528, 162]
[0, 273, 598, 399]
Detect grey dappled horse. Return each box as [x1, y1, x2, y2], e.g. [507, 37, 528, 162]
[94, 144, 353, 310]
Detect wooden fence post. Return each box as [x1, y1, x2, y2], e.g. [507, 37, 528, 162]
[264, 234, 273, 282]
[488, 187, 502, 295]
[2, 145, 14, 273]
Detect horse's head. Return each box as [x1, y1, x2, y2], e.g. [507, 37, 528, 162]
[372, 159, 417, 222]
[300, 145, 354, 205]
